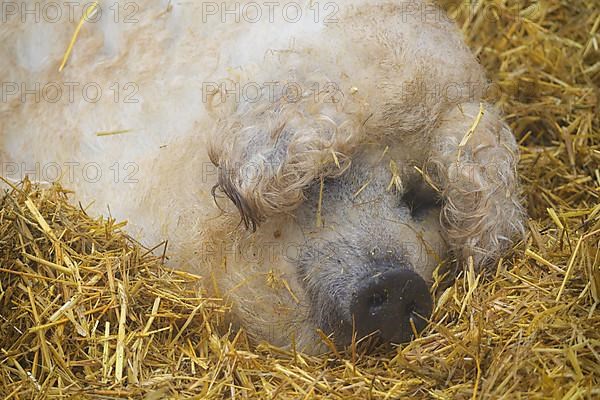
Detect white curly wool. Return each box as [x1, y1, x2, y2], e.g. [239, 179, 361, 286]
[1, 0, 524, 352]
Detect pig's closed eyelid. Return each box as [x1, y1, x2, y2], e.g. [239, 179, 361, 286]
[409, 200, 441, 220]
[400, 185, 441, 220]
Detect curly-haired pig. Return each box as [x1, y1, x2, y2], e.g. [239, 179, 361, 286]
[0, 0, 524, 353]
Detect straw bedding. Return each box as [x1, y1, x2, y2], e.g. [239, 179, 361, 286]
[1, 0, 598, 398]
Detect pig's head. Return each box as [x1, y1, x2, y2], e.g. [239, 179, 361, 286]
[290, 150, 445, 346]
[207, 83, 448, 347]
[205, 60, 523, 350]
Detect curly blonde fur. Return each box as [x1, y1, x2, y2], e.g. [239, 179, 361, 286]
[425, 103, 524, 266]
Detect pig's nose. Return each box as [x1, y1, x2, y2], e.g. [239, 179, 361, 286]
[350, 269, 433, 344]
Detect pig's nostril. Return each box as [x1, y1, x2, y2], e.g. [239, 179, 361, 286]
[368, 290, 388, 310]
[350, 269, 433, 344]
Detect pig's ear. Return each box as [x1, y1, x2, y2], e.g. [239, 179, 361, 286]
[422, 103, 525, 268]
[207, 85, 368, 231]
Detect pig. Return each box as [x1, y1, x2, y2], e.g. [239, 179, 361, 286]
[0, 0, 524, 353]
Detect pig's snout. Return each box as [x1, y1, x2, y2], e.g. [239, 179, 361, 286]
[350, 269, 433, 344]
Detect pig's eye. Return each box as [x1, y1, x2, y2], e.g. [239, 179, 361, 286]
[402, 185, 441, 219]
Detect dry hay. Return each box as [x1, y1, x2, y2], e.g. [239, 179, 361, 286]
[1, 0, 599, 398]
